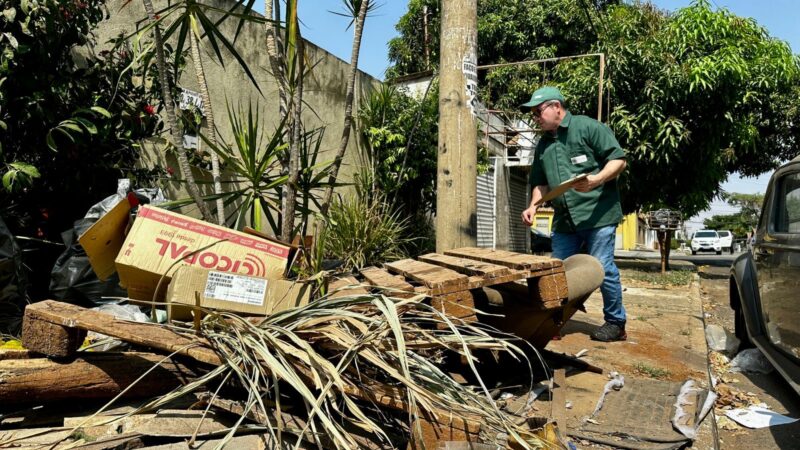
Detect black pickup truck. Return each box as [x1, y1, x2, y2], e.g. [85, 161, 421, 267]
[730, 157, 800, 395]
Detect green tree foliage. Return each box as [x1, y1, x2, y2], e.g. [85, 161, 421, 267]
[387, 0, 619, 79]
[388, 0, 800, 220]
[703, 191, 764, 235]
[580, 1, 799, 217]
[358, 83, 439, 215]
[0, 0, 164, 237]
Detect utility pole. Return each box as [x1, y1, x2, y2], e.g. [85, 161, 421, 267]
[436, 0, 478, 252]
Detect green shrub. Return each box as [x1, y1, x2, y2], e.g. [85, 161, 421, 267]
[322, 193, 411, 272]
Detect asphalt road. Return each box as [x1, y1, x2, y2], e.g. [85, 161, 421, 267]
[616, 249, 740, 268]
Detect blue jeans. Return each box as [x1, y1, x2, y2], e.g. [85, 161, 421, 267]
[551, 224, 626, 325]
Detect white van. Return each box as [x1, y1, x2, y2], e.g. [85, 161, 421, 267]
[691, 230, 721, 255]
[717, 230, 734, 254]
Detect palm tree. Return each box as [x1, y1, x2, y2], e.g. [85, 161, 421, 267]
[142, 0, 213, 221]
[320, 0, 372, 216]
[188, 17, 225, 225]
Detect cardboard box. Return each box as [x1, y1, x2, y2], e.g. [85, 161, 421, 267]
[166, 266, 311, 320]
[80, 204, 294, 301]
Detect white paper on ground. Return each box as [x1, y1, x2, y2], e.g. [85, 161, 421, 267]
[725, 406, 799, 429]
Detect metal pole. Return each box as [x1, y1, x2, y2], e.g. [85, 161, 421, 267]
[597, 53, 605, 121]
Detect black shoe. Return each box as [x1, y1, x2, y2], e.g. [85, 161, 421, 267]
[591, 322, 627, 342]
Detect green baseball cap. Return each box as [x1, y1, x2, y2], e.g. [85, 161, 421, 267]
[519, 86, 565, 111]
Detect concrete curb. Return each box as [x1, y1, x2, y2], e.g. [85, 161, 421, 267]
[614, 258, 697, 272]
[693, 271, 721, 450]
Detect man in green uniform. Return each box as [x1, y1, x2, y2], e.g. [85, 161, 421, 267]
[520, 86, 628, 342]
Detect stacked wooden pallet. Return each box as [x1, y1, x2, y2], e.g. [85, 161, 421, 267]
[328, 247, 570, 324]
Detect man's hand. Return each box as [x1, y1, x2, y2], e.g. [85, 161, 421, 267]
[573, 174, 604, 192]
[521, 207, 537, 226]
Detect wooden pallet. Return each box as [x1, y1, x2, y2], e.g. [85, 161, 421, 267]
[327, 248, 570, 328]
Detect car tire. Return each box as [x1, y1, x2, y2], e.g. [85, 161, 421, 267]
[734, 303, 753, 349]
[716, 250, 722, 255]
[692, 250, 697, 255]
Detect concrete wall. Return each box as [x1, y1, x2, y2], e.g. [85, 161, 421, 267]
[95, 0, 379, 220]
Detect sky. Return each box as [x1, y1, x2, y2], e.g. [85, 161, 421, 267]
[295, 0, 800, 233]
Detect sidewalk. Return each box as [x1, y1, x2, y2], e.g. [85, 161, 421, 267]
[545, 265, 717, 449]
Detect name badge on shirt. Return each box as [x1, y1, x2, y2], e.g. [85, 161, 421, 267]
[571, 154, 588, 165]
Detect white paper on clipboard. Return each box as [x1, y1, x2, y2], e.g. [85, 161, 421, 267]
[534, 173, 589, 206]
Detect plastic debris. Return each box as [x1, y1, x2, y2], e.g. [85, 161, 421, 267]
[725, 405, 799, 429]
[729, 348, 774, 374]
[586, 372, 624, 421]
[85, 303, 151, 351]
[671, 380, 717, 439]
[705, 324, 740, 354]
[574, 349, 588, 358]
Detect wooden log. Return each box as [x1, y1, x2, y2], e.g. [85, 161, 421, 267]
[21, 300, 221, 365]
[385, 259, 469, 291]
[0, 352, 201, 405]
[360, 266, 416, 298]
[21, 316, 86, 358]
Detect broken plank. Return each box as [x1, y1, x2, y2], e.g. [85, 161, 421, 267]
[203, 395, 390, 450]
[445, 247, 563, 272]
[418, 253, 515, 278]
[360, 266, 416, 297]
[550, 368, 568, 427]
[140, 435, 276, 450]
[407, 412, 483, 450]
[327, 275, 370, 299]
[0, 352, 201, 405]
[385, 259, 468, 290]
[22, 300, 221, 365]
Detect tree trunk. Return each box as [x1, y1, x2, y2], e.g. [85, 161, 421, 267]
[281, 37, 304, 242]
[319, 0, 370, 217]
[658, 230, 672, 273]
[265, 0, 288, 118]
[0, 352, 201, 405]
[436, 0, 478, 252]
[189, 25, 225, 226]
[142, 0, 212, 221]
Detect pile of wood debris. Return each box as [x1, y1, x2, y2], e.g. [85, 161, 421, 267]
[0, 289, 569, 449]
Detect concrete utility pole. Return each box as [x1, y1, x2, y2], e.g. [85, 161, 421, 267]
[436, 0, 478, 252]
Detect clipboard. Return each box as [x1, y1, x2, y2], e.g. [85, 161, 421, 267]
[534, 173, 588, 206]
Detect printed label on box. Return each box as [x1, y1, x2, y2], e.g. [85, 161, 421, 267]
[204, 271, 268, 306]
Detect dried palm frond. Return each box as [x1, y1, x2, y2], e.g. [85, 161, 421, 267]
[68, 293, 552, 449]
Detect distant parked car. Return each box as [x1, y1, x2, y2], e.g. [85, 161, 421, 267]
[730, 158, 800, 395]
[717, 230, 734, 254]
[691, 230, 721, 255]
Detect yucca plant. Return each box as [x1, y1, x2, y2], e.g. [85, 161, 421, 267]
[160, 102, 332, 237]
[58, 294, 548, 449]
[321, 190, 411, 272]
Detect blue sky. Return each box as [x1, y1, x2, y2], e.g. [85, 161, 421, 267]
[296, 1, 799, 232]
